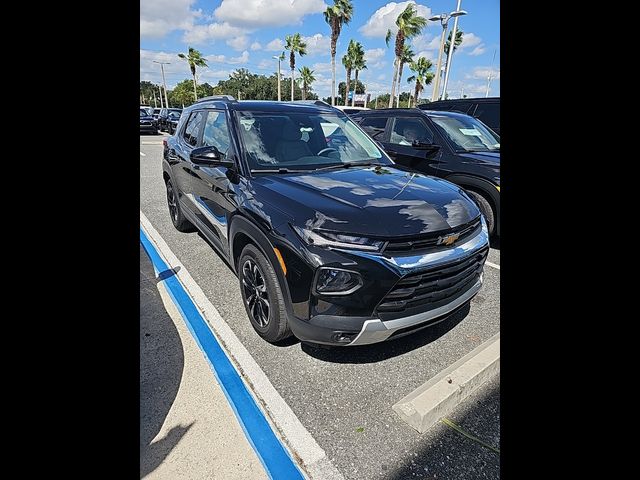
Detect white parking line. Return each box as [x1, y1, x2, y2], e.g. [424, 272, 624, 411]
[486, 261, 500, 270]
[140, 211, 344, 480]
[139, 151, 146, 157]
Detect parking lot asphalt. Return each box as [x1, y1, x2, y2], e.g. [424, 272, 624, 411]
[140, 133, 500, 479]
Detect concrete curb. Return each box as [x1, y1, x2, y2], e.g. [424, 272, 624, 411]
[392, 332, 500, 434]
[141, 212, 344, 480]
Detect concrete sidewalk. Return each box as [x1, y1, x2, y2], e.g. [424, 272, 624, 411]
[140, 245, 268, 479]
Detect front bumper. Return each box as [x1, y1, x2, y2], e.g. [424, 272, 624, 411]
[286, 219, 489, 346]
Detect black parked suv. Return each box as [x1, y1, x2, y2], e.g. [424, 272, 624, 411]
[140, 108, 158, 134]
[158, 108, 182, 132]
[352, 109, 500, 236]
[419, 97, 500, 135]
[162, 96, 489, 346]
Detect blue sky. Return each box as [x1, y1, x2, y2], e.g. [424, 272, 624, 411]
[140, 0, 499, 99]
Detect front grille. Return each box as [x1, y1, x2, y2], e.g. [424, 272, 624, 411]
[383, 218, 481, 254]
[377, 247, 488, 320]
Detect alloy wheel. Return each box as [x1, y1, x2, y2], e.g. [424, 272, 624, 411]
[242, 259, 270, 327]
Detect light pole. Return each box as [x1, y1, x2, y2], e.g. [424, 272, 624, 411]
[429, 7, 467, 101]
[158, 85, 164, 108]
[441, 0, 466, 101]
[153, 61, 171, 108]
[485, 49, 497, 97]
[273, 53, 284, 101]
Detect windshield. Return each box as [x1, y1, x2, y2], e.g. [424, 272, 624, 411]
[140, 109, 149, 116]
[429, 114, 500, 152]
[153, 109, 161, 114]
[236, 111, 388, 171]
[168, 110, 181, 118]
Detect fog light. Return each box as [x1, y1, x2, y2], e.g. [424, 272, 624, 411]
[331, 332, 358, 343]
[315, 267, 363, 295]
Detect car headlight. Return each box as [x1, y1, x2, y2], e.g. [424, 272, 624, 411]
[292, 225, 383, 251]
[315, 267, 363, 295]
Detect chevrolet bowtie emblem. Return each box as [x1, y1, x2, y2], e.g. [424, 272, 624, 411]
[437, 232, 460, 246]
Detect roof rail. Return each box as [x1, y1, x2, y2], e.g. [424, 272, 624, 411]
[291, 100, 333, 107]
[194, 95, 236, 103]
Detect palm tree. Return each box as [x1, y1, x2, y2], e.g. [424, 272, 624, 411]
[285, 33, 307, 101]
[324, 0, 354, 106]
[298, 66, 315, 100]
[395, 44, 415, 107]
[407, 57, 434, 107]
[385, 3, 427, 107]
[444, 29, 464, 56]
[351, 41, 367, 106]
[178, 47, 208, 102]
[342, 40, 358, 106]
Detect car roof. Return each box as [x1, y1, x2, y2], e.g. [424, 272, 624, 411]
[184, 99, 341, 115]
[351, 108, 474, 120]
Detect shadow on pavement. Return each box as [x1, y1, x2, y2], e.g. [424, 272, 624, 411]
[385, 378, 500, 479]
[301, 303, 470, 364]
[140, 244, 186, 478]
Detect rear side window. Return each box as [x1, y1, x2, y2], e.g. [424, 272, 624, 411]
[358, 116, 388, 140]
[183, 110, 206, 147]
[473, 103, 500, 130]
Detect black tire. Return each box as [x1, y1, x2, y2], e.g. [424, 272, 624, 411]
[466, 190, 495, 236]
[238, 244, 292, 343]
[165, 179, 193, 232]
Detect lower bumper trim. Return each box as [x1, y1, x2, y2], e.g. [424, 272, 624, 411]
[347, 277, 483, 346]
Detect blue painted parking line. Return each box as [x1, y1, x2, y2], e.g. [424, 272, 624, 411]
[140, 227, 305, 480]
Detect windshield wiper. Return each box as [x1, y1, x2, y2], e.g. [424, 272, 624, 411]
[250, 168, 309, 174]
[313, 161, 388, 172]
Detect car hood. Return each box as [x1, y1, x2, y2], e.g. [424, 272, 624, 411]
[251, 166, 480, 237]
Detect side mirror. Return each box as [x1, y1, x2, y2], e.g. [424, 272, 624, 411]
[412, 139, 440, 151]
[190, 145, 235, 168]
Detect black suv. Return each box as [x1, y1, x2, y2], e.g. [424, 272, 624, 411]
[162, 97, 489, 346]
[419, 97, 500, 135]
[352, 109, 500, 236]
[158, 108, 182, 132]
[140, 108, 158, 134]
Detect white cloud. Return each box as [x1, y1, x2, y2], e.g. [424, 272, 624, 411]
[312, 62, 332, 73]
[469, 45, 486, 56]
[205, 54, 227, 63]
[227, 35, 250, 51]
[229, 50, 250, 64]
[265, 38, 285, 52]
[141, 49, 208, 89]
[415, 50, 437, 62]
[140, 0, 199, 39]
[250, 41, 262, 51]
[467, 67, 500, 81]
[200, 69, 232, 83]
[365, 48, 385, 62]
[214, 0, 326, 28]
[377, 73, 386, 80]
[459, 32, 482, 50]
[258, 59, 275, 70]
[302, 33, 331, 56]
[182, 21, 246, 44]
[359, 1, 433, 38]
[412, 33, 440, 52]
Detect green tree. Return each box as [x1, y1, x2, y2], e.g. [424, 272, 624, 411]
[395, 44, 415, 107]
[178, 47, 208, 102]
[324, 0, 353, 106]
[385, 3, 427, 107]
[338, 80, 365, 104]
[444, 29, 464, 56]
[351, 41, 367, 106]
[285, 33, 307, 101]
[342, 40, 358, 106]
[298, 66, 316, 100]
[169, 79, 199, 107]
[140, 81, 160, 105]
[407, 57, 434, 107]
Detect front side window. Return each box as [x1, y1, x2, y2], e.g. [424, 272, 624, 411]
[429, 114, 500, 152]
[389, 117, 434, 146]
[202, 111, 231, 156]
[237, 111, 388, 171]
[182, 110, 206, 147]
